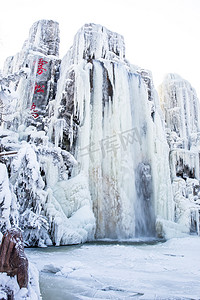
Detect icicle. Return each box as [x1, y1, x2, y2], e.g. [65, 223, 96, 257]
[54, 119, 66, 147]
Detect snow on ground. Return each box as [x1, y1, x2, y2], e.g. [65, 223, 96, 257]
[0, 262, 41, 300]
[26, 236, 200, 300]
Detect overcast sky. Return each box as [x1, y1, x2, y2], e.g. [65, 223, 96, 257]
[1, 0, 200, 97]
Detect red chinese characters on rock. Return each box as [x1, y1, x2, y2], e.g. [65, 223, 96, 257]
[37, 58, 48, 75]
[30, 57, 48, 119]
[34, 83, 45, 93]
[31, 83, 45, 118]
[31, 102, 39, 119]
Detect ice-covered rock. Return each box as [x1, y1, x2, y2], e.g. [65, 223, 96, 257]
[65, 23, 126, 66]
[27, 19, 60, 57]
[159, 73, 200, 150]
[2, 20, 60, 132]
[159, 74, 200, 235]
[3, 20, 60, 75]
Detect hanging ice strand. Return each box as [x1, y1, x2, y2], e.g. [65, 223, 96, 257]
[54, 23, 173, 239]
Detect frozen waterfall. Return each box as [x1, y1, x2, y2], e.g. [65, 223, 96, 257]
[0, 21, 200, 246]
[53, 23, 173, 239]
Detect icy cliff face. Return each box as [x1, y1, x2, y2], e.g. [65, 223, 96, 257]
[52, 23, 173, 239]
[159, 73, 200, 151]
[159, 74, 200, 236]
[2, 20, 60, 132]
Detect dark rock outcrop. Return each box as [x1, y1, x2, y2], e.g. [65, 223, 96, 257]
[0, 228, 28, 289]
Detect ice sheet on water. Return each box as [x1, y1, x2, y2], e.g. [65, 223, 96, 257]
[26, 236, 200, 299]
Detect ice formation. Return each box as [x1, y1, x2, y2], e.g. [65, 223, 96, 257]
[158, 74, 200, 237]
[52, 23, 174, 239]
[0, 20, 199, 247]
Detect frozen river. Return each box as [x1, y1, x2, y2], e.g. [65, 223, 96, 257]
[25, 237, 200, 300]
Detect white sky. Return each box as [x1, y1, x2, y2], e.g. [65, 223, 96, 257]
[0, 0, 200, 97]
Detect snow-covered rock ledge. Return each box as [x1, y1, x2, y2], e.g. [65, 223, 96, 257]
[0, 263, 41, 300]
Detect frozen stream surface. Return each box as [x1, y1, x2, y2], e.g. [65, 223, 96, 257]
[25, 237, 200, 300]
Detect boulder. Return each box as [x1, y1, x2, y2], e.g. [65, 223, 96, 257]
[0, 228, 28, 289]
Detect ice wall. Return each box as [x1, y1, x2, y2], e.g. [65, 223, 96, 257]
[159, 74, 200, 236]
[52, 23, 173, 239]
